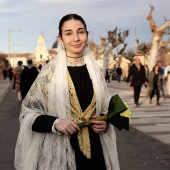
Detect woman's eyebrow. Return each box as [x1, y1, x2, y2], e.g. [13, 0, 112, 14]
[64, 29, 71, 32]
[64, 28, 85, 32]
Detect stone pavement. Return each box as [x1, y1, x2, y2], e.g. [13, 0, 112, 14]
[107, 80, 170, 151]
[0, 79, 170, 170]
[107, 80, 170, 169]
[0, 79, 12, 103]
[0, 79, 21, 170]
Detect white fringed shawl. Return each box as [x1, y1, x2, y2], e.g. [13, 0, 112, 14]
[14, 44, 120, 170]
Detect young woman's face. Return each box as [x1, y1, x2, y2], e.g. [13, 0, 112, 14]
[59, 19, 88, 56]
[155, 65, 159, 72]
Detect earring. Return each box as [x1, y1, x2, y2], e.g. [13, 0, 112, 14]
[62, 45, 64, 50]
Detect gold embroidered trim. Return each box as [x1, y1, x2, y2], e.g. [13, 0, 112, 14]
[68, 71, 96, 159]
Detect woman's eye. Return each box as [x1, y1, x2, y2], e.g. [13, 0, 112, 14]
[65, 32, 72, 36]
[78, 31, 85, 34]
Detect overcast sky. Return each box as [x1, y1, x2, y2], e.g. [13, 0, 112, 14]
[0, 0, 170, 53]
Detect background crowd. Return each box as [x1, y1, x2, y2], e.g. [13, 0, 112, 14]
[1, 56, 170, 104]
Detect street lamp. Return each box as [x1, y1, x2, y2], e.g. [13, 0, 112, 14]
[8, 29, 22, 64]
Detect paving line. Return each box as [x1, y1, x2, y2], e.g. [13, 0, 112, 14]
[132, 114, 170, 118]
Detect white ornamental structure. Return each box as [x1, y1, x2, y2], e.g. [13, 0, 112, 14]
[34, 34, 49, 64]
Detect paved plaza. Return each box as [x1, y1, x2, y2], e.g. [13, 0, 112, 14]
[0, 79, 170, 170]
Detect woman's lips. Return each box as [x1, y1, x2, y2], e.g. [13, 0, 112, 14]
[72, 44, 82, 48]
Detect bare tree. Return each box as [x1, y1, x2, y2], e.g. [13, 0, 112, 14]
[88, 41, 99, 59]
[147, 5, 170, 71]
[159, 38, 170, 48]
[124, 49, 134, 62]
[116, 43, 128, 65]
[101, 28, 129, 76]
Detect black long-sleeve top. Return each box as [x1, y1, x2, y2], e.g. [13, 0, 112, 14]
[32, 64, 93, 131]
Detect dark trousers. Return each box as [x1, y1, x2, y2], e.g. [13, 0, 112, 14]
[150, 88, 160, 102]
[133, 85, 142, 104]
[117, 75, 121, 82]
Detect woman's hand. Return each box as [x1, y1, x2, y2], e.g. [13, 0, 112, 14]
[91, 115, 107, 134]
[54, 119, 81, 136]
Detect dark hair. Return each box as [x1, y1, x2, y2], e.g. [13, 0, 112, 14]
[58, 14, 87, 37]
[27, 59, 33, 64]
[156, 60, 162, 64]
[18, 61, 23, 65]
[153, 65, 159, 71]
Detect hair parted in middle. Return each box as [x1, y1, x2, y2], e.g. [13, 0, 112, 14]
[58, 14, 88, 37]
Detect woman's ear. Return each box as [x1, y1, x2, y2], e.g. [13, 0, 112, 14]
[58, 35, 63, 44]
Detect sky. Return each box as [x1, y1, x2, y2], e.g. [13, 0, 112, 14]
[0, 0, 170, 53]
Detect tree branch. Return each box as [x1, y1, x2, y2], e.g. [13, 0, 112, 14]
[159, 38, 170, 48]
[158, 21, 170, 32]
[163, 30, 170, 36]
[146, 4, 157, 33]
[118, 43, 127, 55]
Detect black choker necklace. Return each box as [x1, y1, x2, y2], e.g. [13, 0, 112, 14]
[66, 55, 83, 59]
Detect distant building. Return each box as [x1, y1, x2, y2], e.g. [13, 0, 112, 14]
[3, 34, 57, 68]
[34, 34, 49, 65]
[9, 53, 32, 68]
[34, 34, 57, 65]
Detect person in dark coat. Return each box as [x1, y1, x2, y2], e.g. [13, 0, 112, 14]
[8, 67, 13, 81]
[126, 57, 148, 107]
[2, 68, 8, 79]
[148, 65, 162, 105]
[116, 65, 122, 82]
[20, 59, 39, 100]
[105, 68, 110, 83]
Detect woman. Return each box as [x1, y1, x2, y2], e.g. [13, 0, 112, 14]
[148, 65, 162, 105]
[15, 14, 120, 170]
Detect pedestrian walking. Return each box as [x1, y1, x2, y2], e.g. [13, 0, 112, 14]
[144, 64, 150, 97]
[148, 65, 162, 105]
[20, 59, 39, 100]
[116, 65, 122, 82]
[105, 67, 111, 82]
[164, 63, 170, 97]
[37, 64, 43, 72]
[15, 14, 120, 170]
[156, 60, 165, 98]
[8, 67, 13, 81]
[2, 68, 8, 79]
[126, 57, 148, 107]
[13, 61, 23, 101]
[156, 60, 164, 76]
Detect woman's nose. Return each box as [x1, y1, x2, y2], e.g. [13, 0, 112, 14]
[73, 33, 80, 41]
